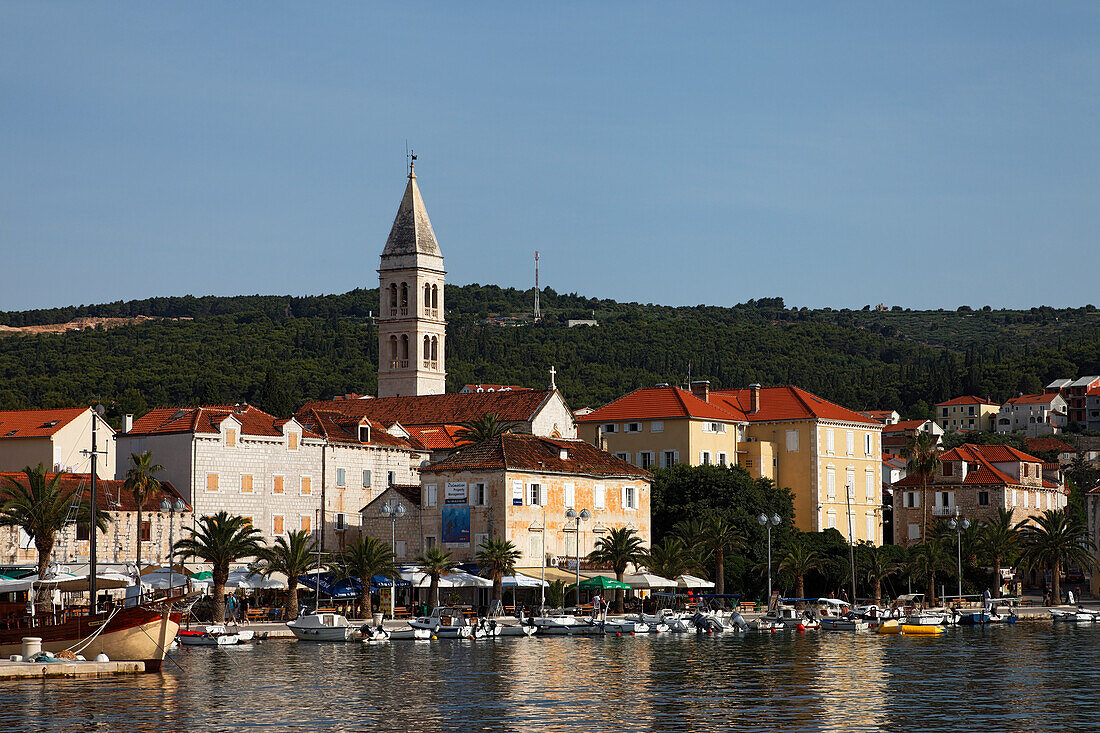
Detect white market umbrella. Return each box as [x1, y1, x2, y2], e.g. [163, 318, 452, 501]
[676, 574, 716, 589]
[226, 569, 286, 590]
[140, 567, 193, 591]
[398, 568, 492, 588]
[502, 573, 549, 588]
[623, 572, 677, 589]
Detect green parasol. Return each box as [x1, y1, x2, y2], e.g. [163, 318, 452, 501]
[570, 575, 631, 591]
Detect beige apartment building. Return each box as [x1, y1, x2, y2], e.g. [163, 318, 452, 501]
[0, 407, 116, 479]
[934, 396, 1000, 433]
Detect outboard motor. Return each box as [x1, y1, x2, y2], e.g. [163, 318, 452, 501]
[728, 611, 749, 631]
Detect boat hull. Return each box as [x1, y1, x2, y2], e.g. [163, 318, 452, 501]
[0, 605, 180, 672]
[900, 624, 945, 635]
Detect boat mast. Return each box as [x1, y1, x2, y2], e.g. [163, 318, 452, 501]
[88, 410, 99, 605]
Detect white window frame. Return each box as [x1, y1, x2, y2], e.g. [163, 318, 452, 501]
[826, 429, 835, 455]
[827, 511, 836, 530]
[700, 451, 712, 466]
[662, 450, 678, 468]
[908, 523, 921, 541]
[846, 468, 856, 500]
[426, 484, 438, 507]
[866, 513, 876, 542]
[334, 512, 347, 531]
[622, 486, 636, 511]
[864, 433, 873, 456]
[826, 467, 836, 500]
[594, 484, 606, 510]
[865, 469, 875, 502]
[615, 452, 631, 463]
[638, 451, 654, 470]
[336, 468, 346, 488]
[846, 430, 854, 456]
[362, 470, 372, 488]
[626, 422, 642, 433]
[473, 482, 487, 507]
[717, 452, 727, 467]
[564, 482, 575, 509]
[786, 429, 799, 452]
[603, 423, 617, 434]
[650, 421, 664, 433]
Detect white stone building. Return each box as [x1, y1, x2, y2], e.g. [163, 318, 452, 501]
[996, 393, 1068, 436]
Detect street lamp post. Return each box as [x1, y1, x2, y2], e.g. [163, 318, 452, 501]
[381, 501, 406, 619]
[947, 514, 971, 601]
[565, 507, 590, 608]
[159, 497, 186, 596]
[757, 512, 782, 603]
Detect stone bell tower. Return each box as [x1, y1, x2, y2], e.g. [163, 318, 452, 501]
[377, 158, 446, 397]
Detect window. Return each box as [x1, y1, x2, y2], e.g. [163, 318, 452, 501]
[864, 433, 873, 456]
[564, 482, 575, 509]
[388, 471, 397, 486]
[288, 433, 299, 451]
[240, 474, 253, 494]
[663, 451, 677, 468]
[846, 431, 854, 456]
[786, 430, 799, 452]
[273, 516, 284, 535]
[1011, 489, 1017, 507]
[968, 406, 975, 416]
[827, 512, 836, 530]
[474, 483, 487, 506]
[1023, 491, 1030, 509]
[717, 453, 727, 467]
[866, 514, 875, 542]
[638, 451, 654, 469]
[615, 452, 630, 462]
[745, 459, 754, 469]
[139, 521, 151, 542]
[301, 476, 312, 496]
[242, 516, 253, 528]
[826, 429, 835, 454]
[335, 513, 347, 531]
[905, 491, 920, 508]
[529, 483, 543, 506]
[77, 523, 90, 541]
[395, 540, 406, 558]
[273, 475, 284, 494]
[336, 468, 346, 488]
[226, 428, 237, 447]
[942, 408, 949, 418]
[426, 485, 438, 507]
[702, 422, 726, 434]
[846, 469, 855, 498]
[700, 451, 712, 465]
[908, 523, 921, 541]
[826, 467, 836, 500]
[943, 463, 953, 477]
[301, 516, 312, 534]
[594, 484, 606, 509]
[865, 471, 876, 502]
[626, 423, 641, 433]
[425, 536, 437, 550]
[206, 473, 219, 492]
[362, 470, 372, 488]
[650, 421, 664, 433]
[623, 486, 636, 510]
[603, 424, 617, 434]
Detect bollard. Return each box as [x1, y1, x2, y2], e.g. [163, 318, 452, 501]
[21, 637, 41, 658]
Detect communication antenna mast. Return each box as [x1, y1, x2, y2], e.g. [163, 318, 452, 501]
[533, 251, 541, 321]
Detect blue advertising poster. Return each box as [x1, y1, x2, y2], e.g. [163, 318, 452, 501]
[442, 505, 471, 544]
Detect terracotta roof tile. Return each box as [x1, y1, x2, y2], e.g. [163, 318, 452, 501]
[883, 419, 933, 433]
[0, 472, 189, 512]
[1024, 437, 1075, 454]
[421, 434, 650, 479]
[404, 425, 466, 451]
[0, 408, 89, 440]
[129, 405, 319, 439]
[710, 386, 878, 425]
[300, 391, 556, 428]
[295, 408, 413, 450]
[935, 396, 998, 407]
[1003, 393, 1059, 406]
[577, 386, 746, 423]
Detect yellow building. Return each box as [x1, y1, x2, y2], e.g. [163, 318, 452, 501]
[0, 407, 116, 479]
[934, 396, 999, 433]
[576, 382, 745, 469]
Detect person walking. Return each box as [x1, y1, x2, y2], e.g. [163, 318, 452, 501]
[983, 588, 992, 612]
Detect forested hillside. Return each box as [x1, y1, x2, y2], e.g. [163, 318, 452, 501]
[0, 285, 1098, 428]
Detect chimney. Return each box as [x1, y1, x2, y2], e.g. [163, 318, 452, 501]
[690, 380, 710, 402]
[123, 414, 133, 433]
[749, 383, 762, 414]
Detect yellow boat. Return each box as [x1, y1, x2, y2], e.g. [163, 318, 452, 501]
[876, 619, 901, 634]
[900, 623, 945, 635]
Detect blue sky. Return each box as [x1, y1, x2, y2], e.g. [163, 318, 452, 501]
[1, 3, 1097, 311]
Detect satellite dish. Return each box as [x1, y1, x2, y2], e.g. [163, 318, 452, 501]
[95, 404, 105, 416]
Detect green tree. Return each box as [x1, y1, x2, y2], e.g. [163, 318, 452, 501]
[903, 432, 941, 539]
[173, 512, 264, 622]
[416, 546, 457, 609]
[122, 451, 164, 571]
[645, 536, 700, 580]
[0, 465, 109, 609]
[476, 537, 522, 606]
[331, 535, 398, 619]
[677, 514, 743, 595]
[452, 413, 516, 449]
[1018, 509, 1095, 605]
[254, 530, 318, 620]
[907, 538, 954, 604]
[859, 543, 901, 603]
[588, 526, 648, 613]
[977, 508, 1020, 599]
[778, 537, 824, 598]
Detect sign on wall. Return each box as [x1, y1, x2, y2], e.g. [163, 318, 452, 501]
[445, 481, 468, 505]
[442, 505, 471, 544]
[512, 480, 523, 506]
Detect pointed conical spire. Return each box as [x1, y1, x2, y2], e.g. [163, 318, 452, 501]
[382, 159, 441, 257]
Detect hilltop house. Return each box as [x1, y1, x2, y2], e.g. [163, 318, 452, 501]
[934, 396, 1000, 433]
[0, 407, 116, 479]
[996, 393, 1068, 436]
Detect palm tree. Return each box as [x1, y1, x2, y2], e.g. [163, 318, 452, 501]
[173, 512, 264, 622]
[587, 526, 647, 614]
[978, 508, 1020, 599]
[1018, 509, 1095, 606]
[451, 413, 515, 450]
[678, 514, 742, 595]
[254, 530, 318, 620]
[416, 546, 457, 610]
[476, 537, 521, 607]
[645, 536, 701, 580]
[859, 544, 901, 603]
[0, 464, 108, 609]
[332, 535, 398, 619]
[122, 451, 163, 572]
[778, 538, 824, 598]
[907, 538, 954, 604]
[903, 432, 941, 540]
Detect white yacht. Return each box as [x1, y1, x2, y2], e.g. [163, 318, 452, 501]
[409, 607, 485, 638]
[286, 612, 359, 641]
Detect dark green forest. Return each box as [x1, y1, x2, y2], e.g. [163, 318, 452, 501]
[1, 285, 1098, 429]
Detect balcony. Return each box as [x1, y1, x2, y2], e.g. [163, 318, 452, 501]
[399, 307, 408, 316]
[422, 359, 439, 371]
[390, 360, 409, 369]
[931, 506, 957, 517]
[389, 308, 398, 317]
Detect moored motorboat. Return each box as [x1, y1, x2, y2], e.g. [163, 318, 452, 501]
[409, 607, 485, 638]
[178, 625, 240, 646]
[820, 615, 870, 632]
[1051, 607, 1100, 622]
[286, 612, 358, 641]
[956, 609, 1017, 626]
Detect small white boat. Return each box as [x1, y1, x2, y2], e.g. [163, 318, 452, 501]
[388, 626, 434, 640]
[490, 622, 538, 637]
[532, 614, 583, 635]
[902, 611, 950, 627]
[748, 618, 784, 631]
[409, 607, 485, 638]
[1051, 607, 1100, 622]
[820, 616, 870, 632]
[286, 612, 358, 641]
[604, 619, 650, 634]
[178, 625, 240, 646]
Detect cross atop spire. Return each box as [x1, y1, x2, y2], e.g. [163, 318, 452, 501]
[549, 366, 557, 391]
[408, 150, 417, 179]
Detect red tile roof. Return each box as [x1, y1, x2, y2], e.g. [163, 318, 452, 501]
[935, 396, 998, 407]
[0, 472, 189, 512]
[576, 386, 745, 423]
[893, 443, 1044, 489]
[0, 408, 88, 440]
[421, 434, 650, 479]
[405, 424, 466, 451]
[1003, 393, 1059, 406]
[862, 410, 899, 421]
[300, 391, 557, 428]
[709, 386, 878, 425]
[295, 408, 414, 450]
[883, 419, 933, 433]
[129, 405, 319, 439]
[461, 384, 531, 393]
[1025, 437, 1075, 453]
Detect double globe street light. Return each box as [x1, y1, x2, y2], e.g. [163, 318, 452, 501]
[381, 501, 407, 619]
[159, 497, 187, 596]
[757, 512, 782, 603]
[565, 507, 591, 608]
[947, 515, 971, 601]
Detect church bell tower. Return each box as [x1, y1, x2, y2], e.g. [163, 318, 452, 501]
[377, 158, 446, 397]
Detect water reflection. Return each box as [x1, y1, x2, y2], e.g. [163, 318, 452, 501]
[2, 624, 1100, 732]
